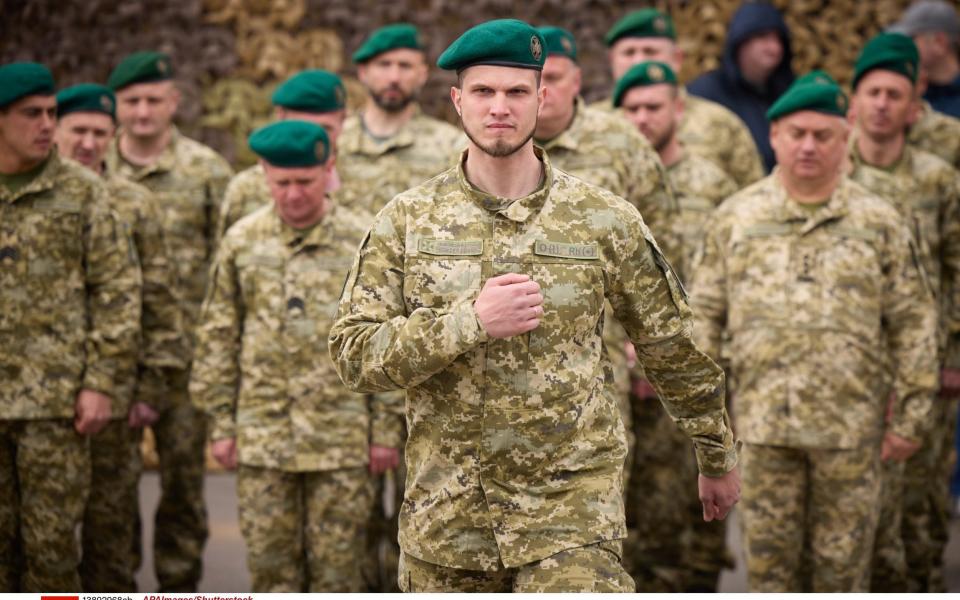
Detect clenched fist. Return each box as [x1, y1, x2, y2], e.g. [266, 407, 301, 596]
[474, 273, 544, 338]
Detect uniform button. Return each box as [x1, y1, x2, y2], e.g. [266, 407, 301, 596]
[287, 297, 305, 311]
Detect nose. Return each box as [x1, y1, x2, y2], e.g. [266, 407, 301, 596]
[80, 132, 97, 151]
[39, 111, 56, 132]
[799, 133, 817, 153]
[489, 92, 510, 118]
[135, 100, 151, 119]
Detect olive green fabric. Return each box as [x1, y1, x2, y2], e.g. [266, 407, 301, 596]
[853, 32, 920, 89]
[248, 120, 330, 167]
[613, 61, 677, 107]
[0, 62, 54, 108]
[352, 23, 423, 64]
[766, 72, 849, 121]
[107, 51, 173, 91]
[537, 26, 577, 62]
[604, 8, 676, 46]
[271, 70, 345, 113]
[56, 83, 116, 120]
[438, 19, 546, 72]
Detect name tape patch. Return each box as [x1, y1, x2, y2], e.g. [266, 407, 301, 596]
[534, 240, 599, 260]
[418, 238, 483, 256]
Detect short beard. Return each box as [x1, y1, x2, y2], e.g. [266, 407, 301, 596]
[371, 85, 416, 113]
[462, 119, 537, 159]
[651, 121, 676, 153]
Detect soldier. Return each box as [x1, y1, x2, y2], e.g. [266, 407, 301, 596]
[190, 121, 398, 591]
[104, 51, 234, 592]
[845, 34, 960, 592]
[691, 73, 939, 592]
[592, 8, 765, 188]
[341, 23, 465, 215]
[909, 97, 960, 170]
[0, 63, 140, 592]
[614, 60, 739, 592]
[329, 19, 740, 592]
[54, 83, 188, 592]
[216, 70, 348, 239]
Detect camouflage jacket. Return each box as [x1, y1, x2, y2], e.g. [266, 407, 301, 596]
[590, 87, 764, 188]
[667, 152, 739, 283]
[909, 100, 960, 171]
[329, 148, 737, 570]
[337, 107, 465, 215]
[190, 202, 400, 471]
[0, 152, 141, 418]
[848, 141, 960, 369]
[104, 174, 188, 414]
[216, 163, 269, 243]
[105, 127, 233, 342]
[691, 173, 938, 448]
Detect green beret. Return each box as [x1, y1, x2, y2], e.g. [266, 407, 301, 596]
[272, 70, 346, 113]
[438, 19, 547, 72]
[537, 26, 578, 62]
[107, 51, 173, 91]
[249, 120, 331, 167]
[56, 84, 116, 120]
[605, 9, 676, 47]
[766, 73, 849, 122]
[613, 61, 677, 107]
[852, 32, 919, 89]
[352, 23, 423, 63]
[0, 62, 55, 108]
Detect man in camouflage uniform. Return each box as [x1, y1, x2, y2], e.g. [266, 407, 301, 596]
[191, 121, 399, 592]
[104, 51, 234, 592]
[217, 70, 348, 240]
[615, 60, 740, 592]
[691, 73, 939, 592]
[346, 23, 465, 591]
[0, 63, 140, 592]
[909, 99, 960, 169]
[54, 83, 188, 592]
[845, 34, 960, 592]
[329, 20, 741, 593]
[591, 8, 765, 188]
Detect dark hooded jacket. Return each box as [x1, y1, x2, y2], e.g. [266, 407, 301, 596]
[687, 1, 794, 172]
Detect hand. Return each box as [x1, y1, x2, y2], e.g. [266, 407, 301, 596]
[881, 430, 921, 462]
[698, 467, 741, 522]
[369, 444, 400, 474]
[624, 342, 637, 369]
[211, 437, 238, 469]
[473, 273, 543, 339]
[75, 388, 113, 435]
[940, 368, 960, 399]
[632, 378, 657, 399]
[127, 401, 160, 429]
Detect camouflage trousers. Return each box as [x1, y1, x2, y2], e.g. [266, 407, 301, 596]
[365, 459, 405, 592]
[237, 464, 372, 592]
[869, 459, 907, 591]
[133, 383, 208, 592]
[398, 540, 635, 592]
[80, 418, 142, 592]
[741, 442, 881, 592]
[0, 418, 90, 592]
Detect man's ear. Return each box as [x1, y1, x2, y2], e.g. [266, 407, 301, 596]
[451, 85, 462, 118]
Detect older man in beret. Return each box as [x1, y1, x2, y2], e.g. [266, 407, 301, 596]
[191, 120, 387, 592]
[103, 50, 233, 592]
[844, 33, 960, 592]
[329, 18, 740, 592]
[592, 8, 764, 187]
[0, 63, 140, 592]
[691, 73, 938, 591]
[54, 82, 187, 592]
[614, 60, 740, 592]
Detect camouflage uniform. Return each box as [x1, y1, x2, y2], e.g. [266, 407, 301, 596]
[336, 106, 464, 592]
[216, 163, 269, 242]
[847, 142, 960, 592]
[0, 152, 141, 592]
[691, 173, 939, 592]
[190, 202, 394, 591]
[591, 87, 765, 188]
[80, 174, 187, 592]
[329, 148, 738, 591]
[910, 100, 960, 171]
[105, 127, 233, 591]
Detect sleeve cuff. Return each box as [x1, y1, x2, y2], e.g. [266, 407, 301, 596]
[82, 364, 117, 400]
[695, 439, 741, 478]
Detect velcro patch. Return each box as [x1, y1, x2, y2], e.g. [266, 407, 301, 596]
[33, 198, 81, 213]
[418, 238, 483, 256]
[534, 239, 599, 260]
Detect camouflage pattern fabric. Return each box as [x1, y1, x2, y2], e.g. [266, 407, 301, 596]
[106, 127, 231, 592]
[237, 465, 372, 592]
[398, 540, 634, 592]
[591, 87, 765, 188]
[337, 107, 465, 216]
[190, 201, 399, 468]
[79, 419, 142, 592]
[0, 419, 90, 592]
[329, 147, 737, 571]
[0, 152, 141, 417]
[216, 163, 269, 242]
[910, 101, 960, 172]
[740, 442, 881, 592]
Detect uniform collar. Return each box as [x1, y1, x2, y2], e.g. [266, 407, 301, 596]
[0, 150, 62, 204]
[848, 131, 911, 175]
[272, 199, 339, 251]
[770, 168, 850, 234]
[536, 97, 586, 152]
[456, 146, 553, 223]
[107, 126, 181, 179]
[345, 105, 423, 157]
